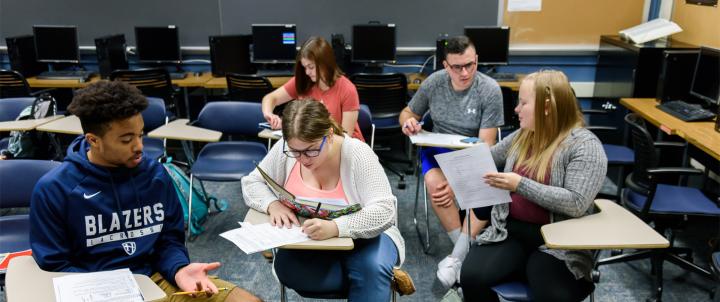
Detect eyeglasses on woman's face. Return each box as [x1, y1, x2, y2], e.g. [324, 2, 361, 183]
[283, 136, 327, 158]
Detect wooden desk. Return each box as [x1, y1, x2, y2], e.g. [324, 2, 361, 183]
[6, 256, 166, 302]
[541, 199, 669, 250]
[244, 209, 354, 250]
[26, 75, 101, 89]
[620, 98, 720, 161]
[0, 115, 64, 132]
[147, 119, 222, 142]
[204, 75, 291, 89]
[173, 72, 213, 87]
[36, 115, 83, 135]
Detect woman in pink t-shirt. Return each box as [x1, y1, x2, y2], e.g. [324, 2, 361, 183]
[261, 37, 364, 141]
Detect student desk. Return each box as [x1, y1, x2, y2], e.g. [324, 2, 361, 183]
[0, 115, 64, 132]
[148, 118, 222, 143]
[26, 75, 101, 88]
[258, 129, 282, 150]
[5, 255, 166, 302]
[203, 74, 291, 90]
[541, 199, 669, 249]
[35, 115, 83, 135]
[620, 98, 720, 161]
[244, 209, 354, 250]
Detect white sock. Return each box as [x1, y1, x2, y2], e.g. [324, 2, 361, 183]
[450, 233, 471, 262]
[447, 228, 461, 244]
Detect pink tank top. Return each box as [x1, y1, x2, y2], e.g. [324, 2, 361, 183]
[284, 162, 349, 204]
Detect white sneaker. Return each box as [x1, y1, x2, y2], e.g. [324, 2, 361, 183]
[436, 256, 462, 289]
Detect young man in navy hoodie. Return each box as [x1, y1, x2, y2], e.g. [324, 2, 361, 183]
[30, 81, 261, 302]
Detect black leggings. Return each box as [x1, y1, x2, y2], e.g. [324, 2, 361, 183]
[459, 218, 594, 302]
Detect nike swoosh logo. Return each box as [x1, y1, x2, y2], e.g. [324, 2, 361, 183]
[83, 191, 101, 199]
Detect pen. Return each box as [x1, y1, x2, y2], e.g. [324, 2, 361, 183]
[172, 287, 230, 296]
[404, 121, 424, 129]
[315, 202, 322, 213]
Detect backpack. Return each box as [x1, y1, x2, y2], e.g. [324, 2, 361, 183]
[162, 159, 228, 238]
[4, 94, 63, 160]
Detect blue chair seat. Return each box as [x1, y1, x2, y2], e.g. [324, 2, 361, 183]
[143, 137, 164, 161]
[191, 141, 267, 181]
[0, 215, 30, 253]
[0, 137, 9, 151]
[373, 116, 401, 129]
[492, 281, 532, 302]
[603, 144, 634, 165]
[626, 184, 720, 216]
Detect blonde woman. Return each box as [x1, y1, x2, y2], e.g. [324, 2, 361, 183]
[459, 70, 607, 302]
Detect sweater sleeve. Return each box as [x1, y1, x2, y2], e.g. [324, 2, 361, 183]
[490, 129, 518, 168]
[151, 176, 191, 284]
[333, 145, 396, 239]
[30, 179, 87, 272]
[241, 139, 287, 213]
[515, 134, 608, 217]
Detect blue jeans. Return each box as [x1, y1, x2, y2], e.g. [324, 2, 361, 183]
[274, 233, 398, 301]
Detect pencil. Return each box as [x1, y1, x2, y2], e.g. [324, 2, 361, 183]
[404, 121, 424, 129]
[172, 287, 229, 296]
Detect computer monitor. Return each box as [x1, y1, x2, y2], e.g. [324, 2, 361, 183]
[33, 25, 80, 63]
[463, 26, 510, 65]
[209, 35, 255, 76]
[134, 26, 182, 64]
[689, 46, 720, 106]
[352, 24, 396, 63]
[95, 34, 129, 79]
[251, 24, 297, 63]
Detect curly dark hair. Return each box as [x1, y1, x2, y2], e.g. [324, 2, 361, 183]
[67, 80, 148, 136]
[444, 35, 475, 57]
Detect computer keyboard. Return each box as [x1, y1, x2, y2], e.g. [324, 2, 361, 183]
[169, 72, 187, 80]
[37, 70, 94, 81]
[656, 100, 716, 122]
[487, 72, 516, 81]
[256, 69, 294, 77]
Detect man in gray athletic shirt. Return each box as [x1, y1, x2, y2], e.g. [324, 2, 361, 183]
[399, 35, 504, 288]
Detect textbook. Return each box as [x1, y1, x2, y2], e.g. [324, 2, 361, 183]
[0, 249, 32, 273]
[255, 165, 361, 219]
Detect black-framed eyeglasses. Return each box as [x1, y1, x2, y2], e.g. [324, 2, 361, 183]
[447, 60, 477, 73]
[283, 136, 327, 158]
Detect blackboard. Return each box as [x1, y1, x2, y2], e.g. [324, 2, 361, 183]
[1, 0, 499, 48]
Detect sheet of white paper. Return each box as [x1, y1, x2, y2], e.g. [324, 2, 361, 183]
[296, 196, 348, 207]
[220, 222, 308, 254]
[409, 131, 476, 148]
[53, 268, 143, 302]
[434, 143, 512, 209]
[272, 130, 283, 137]
[507, 0, 542, 12]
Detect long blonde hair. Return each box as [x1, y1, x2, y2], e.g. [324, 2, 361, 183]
[509, 70, 584, 183]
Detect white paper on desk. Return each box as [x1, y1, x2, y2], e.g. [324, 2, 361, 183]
[220, 222, 308, 254]
[507, 0, 542, 12]
[434, 143, 511, 209]
[409, 131, 475, 148]
[53, 268, 143, 302]
[272, 130, 283, 137]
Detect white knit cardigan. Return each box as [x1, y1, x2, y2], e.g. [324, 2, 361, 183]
[241, 135, 406, 265]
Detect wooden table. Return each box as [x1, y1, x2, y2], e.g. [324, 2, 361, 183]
[26, 75, 101, 88]
[147, 118, 222, 142]
[5, 256, 166, 302]
[0, 115, 64, 132]
[541, 199, 670, 250]
[244, 209, 354, 250]
[620, 98, 720, 161]
[36, 115, 83, 135]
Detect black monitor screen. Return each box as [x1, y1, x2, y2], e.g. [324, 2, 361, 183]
[135, 26, 182, 63]
[690, 46, 720, 105]
[464, 26, 510, 65]
[209, 35, 255, 76]
[352, 24, 396, 63]
[251, 24, 297, 63]
[33, 25, 80, 63]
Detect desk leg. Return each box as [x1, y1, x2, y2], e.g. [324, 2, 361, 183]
[183, 87, 191, 119]
[413, 146, 431, 253]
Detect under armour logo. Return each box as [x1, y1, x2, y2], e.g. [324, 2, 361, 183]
[467, 108, 477, 115]
[122, 242, 136, 256]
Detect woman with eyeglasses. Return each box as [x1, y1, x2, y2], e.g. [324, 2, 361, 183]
[458, 70, 607, 302]
[242, 100, 405, 301]
[261, 36, 364, 142]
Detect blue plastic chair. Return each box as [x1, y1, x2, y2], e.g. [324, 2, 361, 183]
[141, 97, 167, 161]
[597, 113, 720, 301]
[0, 98, 35, 150]
[583, 108, 634, 199]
